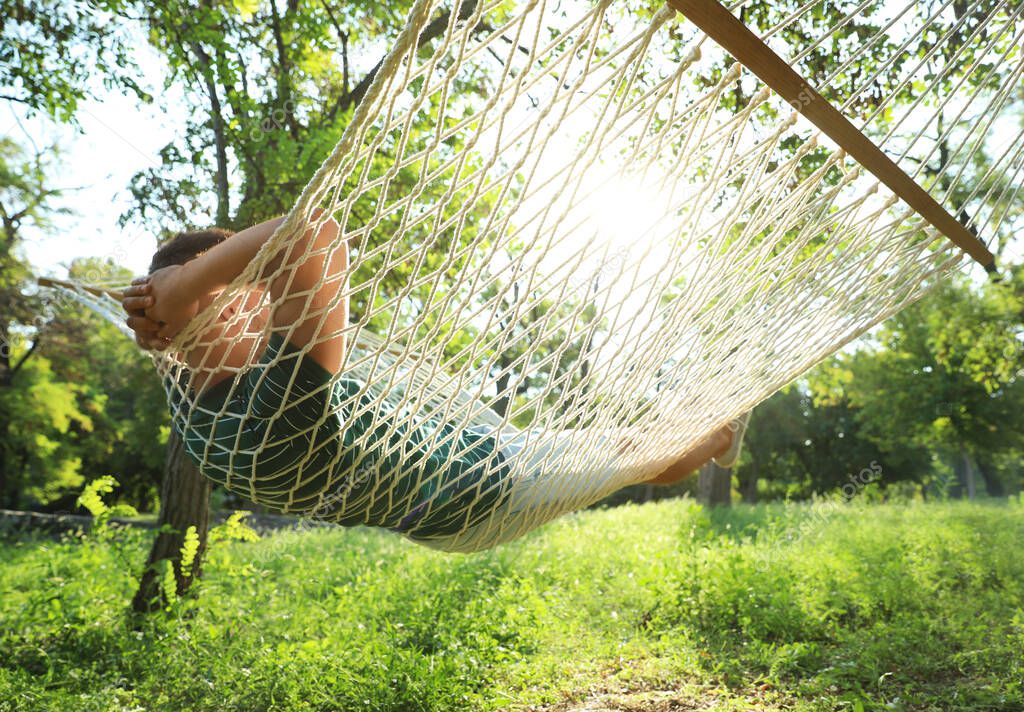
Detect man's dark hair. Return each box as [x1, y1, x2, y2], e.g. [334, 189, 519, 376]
[149, 228, 234, 273]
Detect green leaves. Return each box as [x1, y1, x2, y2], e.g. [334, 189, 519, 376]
[208, 510, 260, 544]
[0, 348, 95, 504]
[232, 0, 259, 20]
[178, 525, 200, 575]
[809, 268, 1024, 495]
[76, 475, 139, 537]
[75, 475, 119, 519]
[0, 0, 145, 123]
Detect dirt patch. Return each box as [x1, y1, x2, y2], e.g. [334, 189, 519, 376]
[524, 688, 722, 711]
[518, 681, 785, 711]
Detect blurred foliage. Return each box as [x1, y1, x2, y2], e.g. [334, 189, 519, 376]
[0, 257, 167, 509]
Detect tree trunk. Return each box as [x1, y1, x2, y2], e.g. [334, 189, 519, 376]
[493, 355, 513, 418]
[131, 430, 211, 614]
[698, 462, 732, 507]
[960, 448, 977, 500]
[741, 459, 759, 504]
[974, 456, 1005, 497]
[0, 422, 9, 508]
[0, 323, 13, 507]
[188, 42, 231, 227]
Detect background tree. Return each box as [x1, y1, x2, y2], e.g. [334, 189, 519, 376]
[821, 270, 1024, 498]
[0, 140, 70, 506]
[0, 0, 149, 507]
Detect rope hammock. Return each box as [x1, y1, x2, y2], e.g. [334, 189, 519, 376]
[42, 0, 1021, 552]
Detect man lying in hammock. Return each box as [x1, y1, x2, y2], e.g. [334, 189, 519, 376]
[122, 214, 746, 551]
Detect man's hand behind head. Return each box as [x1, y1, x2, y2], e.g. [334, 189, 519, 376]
[143, 265, 201, 340]
[123, 277, 170, 351]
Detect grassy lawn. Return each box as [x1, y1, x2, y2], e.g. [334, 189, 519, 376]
[1, 497, 1022, 711]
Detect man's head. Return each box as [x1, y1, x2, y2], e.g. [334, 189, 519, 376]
[148, 227, 267, 346]
[149, 227, 233, 273]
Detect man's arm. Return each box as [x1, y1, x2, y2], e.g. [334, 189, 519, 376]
[122, 216, 288, 346]
[172, 216, 288, 298]
[130, 211, 349, 373]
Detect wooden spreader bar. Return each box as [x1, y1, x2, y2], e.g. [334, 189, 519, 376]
[667, 0, 996, 270]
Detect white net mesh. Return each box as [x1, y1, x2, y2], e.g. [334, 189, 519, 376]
[45, 0, 1022, 551]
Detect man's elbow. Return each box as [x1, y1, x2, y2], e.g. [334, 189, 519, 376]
[309, 208, 339, 234]
[309, 207, 336, 223]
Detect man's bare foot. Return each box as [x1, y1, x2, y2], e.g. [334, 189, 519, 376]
[645, 424, 734, 486]
[712, 411, 751, 468]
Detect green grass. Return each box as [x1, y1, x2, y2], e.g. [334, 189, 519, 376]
[1, 497, 1023, 711]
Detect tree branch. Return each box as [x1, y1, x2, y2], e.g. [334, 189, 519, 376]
[189, 41, 231, 227]
[268, 0, 300, 139]
[9, 338, 40, 379]
[318, 0, 350, 95]
[0, 94, 33, 106]
[325, 0, 480, 123]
